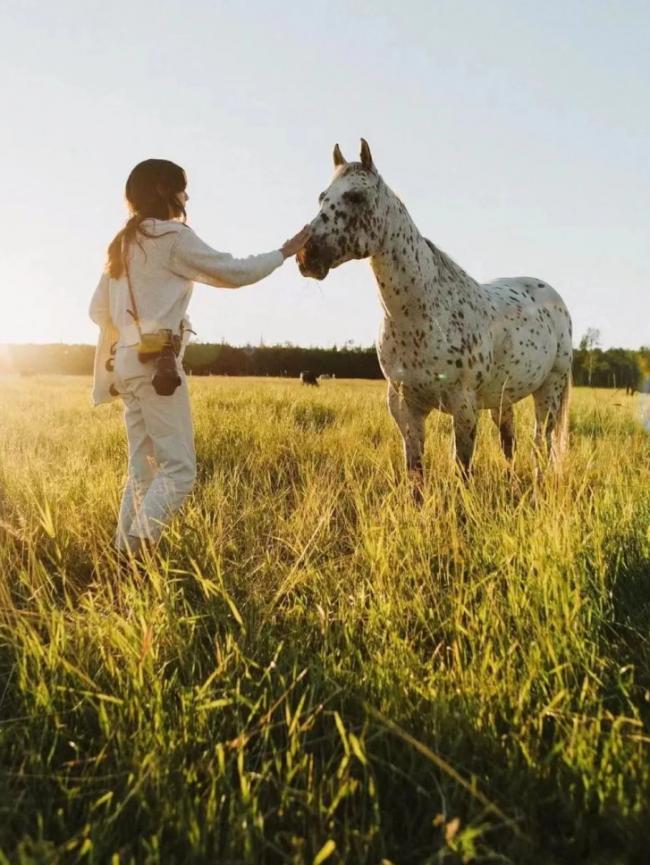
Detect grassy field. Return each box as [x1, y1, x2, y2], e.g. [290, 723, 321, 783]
[0, 375, 649, 865]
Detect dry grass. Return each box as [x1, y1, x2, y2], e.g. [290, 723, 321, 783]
[0, 375, 649, 864]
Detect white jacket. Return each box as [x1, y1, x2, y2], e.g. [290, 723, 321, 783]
[89, 220, 284, 405]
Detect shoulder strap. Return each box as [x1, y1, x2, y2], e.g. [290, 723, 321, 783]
[124, 250, 144, 340]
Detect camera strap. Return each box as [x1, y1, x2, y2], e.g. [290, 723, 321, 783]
[124, 254, 144, 343]
[123, 238, 187, 348]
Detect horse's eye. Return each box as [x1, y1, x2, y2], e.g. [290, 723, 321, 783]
[343, 191, 365, 205]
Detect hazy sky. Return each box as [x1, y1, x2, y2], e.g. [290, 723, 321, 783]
[1, 0, 648, 348]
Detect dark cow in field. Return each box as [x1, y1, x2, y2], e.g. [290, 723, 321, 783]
[300, 370, 319, 386]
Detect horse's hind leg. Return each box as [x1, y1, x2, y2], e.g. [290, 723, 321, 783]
[388, 383, 426, 502]
[491, 404, 515, 460]
[533, 370, 570, 464]
[450, 393, 478, 479]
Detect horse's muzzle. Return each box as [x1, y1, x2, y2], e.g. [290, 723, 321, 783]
[297, 240, 332, 281]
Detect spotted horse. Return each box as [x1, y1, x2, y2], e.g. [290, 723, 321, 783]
[298, 139, 573, 500]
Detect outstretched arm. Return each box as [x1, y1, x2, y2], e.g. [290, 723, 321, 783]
[169, 225, 311, 289]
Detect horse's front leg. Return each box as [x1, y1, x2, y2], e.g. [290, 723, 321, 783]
[450, 393, 478, 480]
[387, 383, 426, 503]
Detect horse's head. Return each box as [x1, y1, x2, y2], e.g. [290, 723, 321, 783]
[298, 139, 387, 280]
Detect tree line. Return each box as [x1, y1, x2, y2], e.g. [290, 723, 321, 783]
[2, 340, 648, 389]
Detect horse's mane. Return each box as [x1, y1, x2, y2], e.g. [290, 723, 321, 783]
[339, 167, 476, 286]
[424, 237, 474, 285]
[383, 177, 474, 285]
[424, 238, 438, 257]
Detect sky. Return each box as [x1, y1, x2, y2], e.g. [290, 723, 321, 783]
[0, 0, 648, 349]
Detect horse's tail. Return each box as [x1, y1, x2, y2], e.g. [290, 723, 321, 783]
[552, 374, 571, 461]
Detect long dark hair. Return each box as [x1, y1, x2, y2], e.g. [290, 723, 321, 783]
[107, 159, 187, 278]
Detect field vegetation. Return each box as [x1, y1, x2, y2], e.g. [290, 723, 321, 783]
[0, 376, 649, 864]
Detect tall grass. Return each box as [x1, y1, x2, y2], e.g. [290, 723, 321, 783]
[0, 375, 648, 864]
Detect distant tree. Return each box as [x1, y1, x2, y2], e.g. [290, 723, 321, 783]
[578, 328, 601, 352]
[578, 328, 601, 385]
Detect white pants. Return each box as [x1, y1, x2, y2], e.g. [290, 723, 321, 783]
[114, 348, 196, 551]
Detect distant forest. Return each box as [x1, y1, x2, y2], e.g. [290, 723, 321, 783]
[2, 341, 649, 390]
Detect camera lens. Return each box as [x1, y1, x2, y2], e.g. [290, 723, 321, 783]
[152, 344, 181, 396]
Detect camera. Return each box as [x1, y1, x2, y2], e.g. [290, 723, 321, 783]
[138, 329, 182, 396]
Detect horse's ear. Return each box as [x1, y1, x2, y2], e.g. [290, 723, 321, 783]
[333, 143, 347, 168]
[360, 138, 374, 171]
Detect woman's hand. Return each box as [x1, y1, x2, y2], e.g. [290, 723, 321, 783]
[281, 225, 312, 259]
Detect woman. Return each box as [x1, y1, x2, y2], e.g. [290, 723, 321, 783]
[89, 158, 310, 559]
